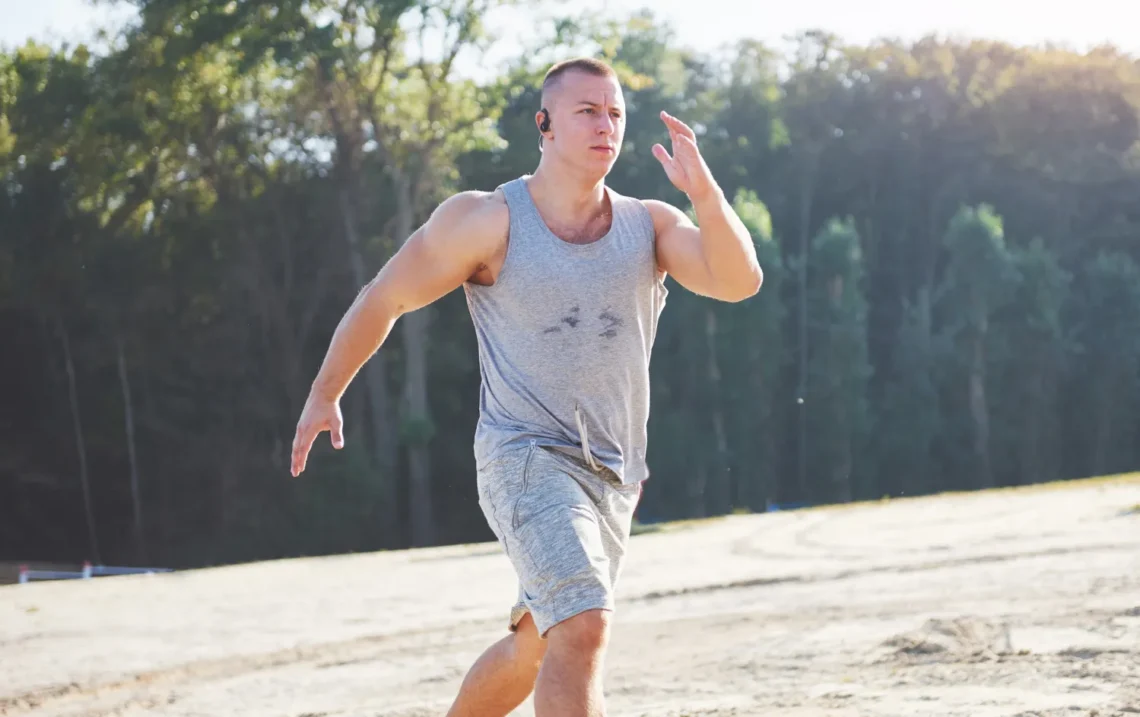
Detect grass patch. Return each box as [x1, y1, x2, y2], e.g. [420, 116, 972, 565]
[631, 514, 732, 536]
[629, 472, 1140, 535]
[803, 471, 1140, 516]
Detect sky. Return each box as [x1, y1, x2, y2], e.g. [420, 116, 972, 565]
[2, 0, 1138, 63]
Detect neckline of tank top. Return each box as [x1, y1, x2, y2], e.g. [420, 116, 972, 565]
[517, 175, 621, 255]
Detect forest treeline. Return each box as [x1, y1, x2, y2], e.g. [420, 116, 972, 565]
[3, 0, 1140, 568]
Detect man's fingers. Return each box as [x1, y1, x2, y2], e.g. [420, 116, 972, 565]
[661, 111, 696, 141]
[652, 143, 684, 186]
[659, 111, 677, 145]
[672, 115, 696, 141]
[291, 423, 321, 476]
[330, 417, 345, 450]
[674, 133, 699, 161]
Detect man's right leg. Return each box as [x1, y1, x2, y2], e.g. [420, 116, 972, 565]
[445, 612, 547, 717]
[473, 444, 638, 717]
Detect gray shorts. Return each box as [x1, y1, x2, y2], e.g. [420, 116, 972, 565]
[476, 441, 642, 637]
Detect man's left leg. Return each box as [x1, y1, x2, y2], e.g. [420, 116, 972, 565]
[533, 607, 611, 717]
[445, 611, 547, 717]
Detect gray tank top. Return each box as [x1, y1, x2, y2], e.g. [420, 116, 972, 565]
[462, 175, 668, 485]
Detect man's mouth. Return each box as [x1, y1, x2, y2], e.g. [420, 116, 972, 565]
[591, 145, 615, 154]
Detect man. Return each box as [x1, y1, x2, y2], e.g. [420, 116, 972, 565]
[290, 57, 762, 716]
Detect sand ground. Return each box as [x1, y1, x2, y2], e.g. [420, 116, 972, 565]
[2, 475, 1139, 717]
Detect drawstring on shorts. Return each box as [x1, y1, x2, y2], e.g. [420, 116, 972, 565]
[574, 403, 601, 472]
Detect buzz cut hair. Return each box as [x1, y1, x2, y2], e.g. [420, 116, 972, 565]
[542, 57, 617, 95]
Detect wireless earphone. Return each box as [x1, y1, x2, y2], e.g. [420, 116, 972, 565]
[538, 107, 552, 150]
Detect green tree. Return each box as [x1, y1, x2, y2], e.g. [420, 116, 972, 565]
[1066, 251, 1140, 477]
[801, 217, 872, 503]
[874, 288, 945, 498]
[989, 238, 1071, 486]
[935, 204, 1017, 490]
[720, 189, 785, 511]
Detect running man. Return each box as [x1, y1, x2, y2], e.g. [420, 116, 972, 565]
[290, 57, 762, 717]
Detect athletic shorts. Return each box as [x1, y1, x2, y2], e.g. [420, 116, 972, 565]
[476, 440, 643, 638]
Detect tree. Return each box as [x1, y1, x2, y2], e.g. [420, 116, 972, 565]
[989, 238, 1071, 486]
[802, 217, 872, 503]
[935, 204, 1017, 490]
[875, 288, 948, 497]
[1066, 251, 1140, 477]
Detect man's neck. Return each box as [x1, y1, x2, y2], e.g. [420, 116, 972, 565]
[527, 161, 608, 223]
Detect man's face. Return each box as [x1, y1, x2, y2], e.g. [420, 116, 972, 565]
[541, 71, 626, 173]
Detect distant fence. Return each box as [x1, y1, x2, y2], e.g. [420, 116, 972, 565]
[15, 561, 172, 584]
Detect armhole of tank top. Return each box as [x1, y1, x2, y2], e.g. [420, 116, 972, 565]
[490, 193, 524, 289]
[633, 198, 668, 288]
[468, 188, 521, 293]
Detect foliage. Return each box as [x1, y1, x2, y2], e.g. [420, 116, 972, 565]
[5, 8, 1140, 566]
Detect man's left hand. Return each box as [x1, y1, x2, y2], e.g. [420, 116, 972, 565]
[652, 111, 718, 203]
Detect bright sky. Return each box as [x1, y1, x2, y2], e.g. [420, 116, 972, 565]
[2, 0, 1137, 62]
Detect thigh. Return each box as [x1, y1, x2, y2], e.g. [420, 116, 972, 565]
[480, 447, 598, 572]
[589, 472, 642, 588]
[478, 446, 609, 599]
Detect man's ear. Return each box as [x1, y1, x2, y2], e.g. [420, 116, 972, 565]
[536, 107, 552, 148]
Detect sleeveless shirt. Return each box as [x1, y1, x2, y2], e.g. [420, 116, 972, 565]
[462, 175, 669, 485]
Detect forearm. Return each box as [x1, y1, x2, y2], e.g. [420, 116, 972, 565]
[310, 279, 400, 402]
[691, 187, 763, 300]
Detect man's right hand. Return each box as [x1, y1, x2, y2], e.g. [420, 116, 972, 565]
[291, 394, 345, 477]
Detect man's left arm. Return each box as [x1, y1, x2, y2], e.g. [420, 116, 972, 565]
[647, 111, 763, 303]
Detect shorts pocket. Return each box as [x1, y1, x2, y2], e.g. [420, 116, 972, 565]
[477, 444, 536, 547]
[509, 442, 539, 530]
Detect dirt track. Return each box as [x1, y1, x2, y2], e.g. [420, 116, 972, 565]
[3, 476, 1139, 717]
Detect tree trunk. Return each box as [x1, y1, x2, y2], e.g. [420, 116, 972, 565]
[338, 186, 398, 538]
[1038, 352, 1060, 484]
[968, 317, 993, 489]
[689, 464, 708, 519]
[116, 334, 146, 564]
[915, 288, 934, 494]
[796, 156, 818, 503]
[1090, 365, 1121, 477]
[829, 283, 854, 503]
[58, 316, 100, 564]
[704, 308, 730, 514]
[395, 186, 436, 548]
[743, 320, 768, 512]
[1017, 351, 1046, 487]
[833, 377, 853, 503]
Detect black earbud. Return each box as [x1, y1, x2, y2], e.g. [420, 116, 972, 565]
[539, 108, 551, 133]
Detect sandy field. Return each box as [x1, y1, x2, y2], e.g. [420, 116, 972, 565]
[3, 475, 1139, 717]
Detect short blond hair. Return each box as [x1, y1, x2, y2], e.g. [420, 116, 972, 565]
[542, 57, 617, 95]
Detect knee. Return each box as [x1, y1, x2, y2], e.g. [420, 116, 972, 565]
[547, 609, 610, 658]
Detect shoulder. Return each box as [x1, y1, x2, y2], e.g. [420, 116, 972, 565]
[429, 189, 509, 231]
[422, 189, 509, 254]
[638, 198, 695, 237]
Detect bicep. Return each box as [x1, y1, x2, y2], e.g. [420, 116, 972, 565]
[648, 200, 718, 298]
[372, 195, 498, 316]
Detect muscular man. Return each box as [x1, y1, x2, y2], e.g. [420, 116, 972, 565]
[290, 57, 762, 717]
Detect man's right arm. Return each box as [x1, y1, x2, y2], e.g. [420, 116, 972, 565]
[309, 191, 502, 402]
[290, 191, 504, 476]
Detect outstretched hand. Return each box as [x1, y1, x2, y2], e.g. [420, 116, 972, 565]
[652, 111, 717, 202]
[290, 394, 345, 477]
